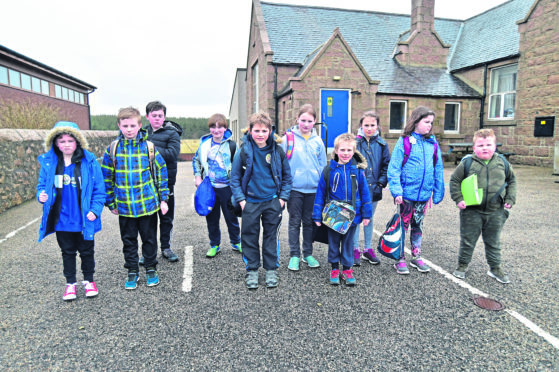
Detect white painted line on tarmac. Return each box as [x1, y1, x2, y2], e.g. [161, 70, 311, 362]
[0, 218, 39, 244]
[373, 228, 559, 350]
[182, 245, 194, 292]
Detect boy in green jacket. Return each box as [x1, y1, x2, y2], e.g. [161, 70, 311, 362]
[449, 129, 516, 284]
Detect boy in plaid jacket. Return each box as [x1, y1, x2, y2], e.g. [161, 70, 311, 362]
[102, 107, 169, 289]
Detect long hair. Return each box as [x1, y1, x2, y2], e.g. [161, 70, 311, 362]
[402, 106, 435, 138]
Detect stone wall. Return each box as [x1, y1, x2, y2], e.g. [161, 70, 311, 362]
[0, 129, 117, 214]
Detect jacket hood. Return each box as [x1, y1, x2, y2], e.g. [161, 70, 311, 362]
[331, 150, 368, 170]
[119, 128, 148, 142]
[164, 120, 183, 136]
[44, 121, 89, 152]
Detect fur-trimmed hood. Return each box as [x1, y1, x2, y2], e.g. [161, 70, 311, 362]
[44, 121, 88, 152]
[330, 149, 368, 170]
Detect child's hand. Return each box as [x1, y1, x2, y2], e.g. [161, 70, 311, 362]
[240, 200, 246, 210]
[504, 203, 512, 209]
[279, 199, 285, 208]
[315, 221, 321, 226]
[110, 209, 119, 215]
[86, 212, 97, 221]
[457, 201, 467, 210]
[195, 176, 202, 187]
[363, 219, 370, 226]
[395, 196, 403, 204]
[160, 201, 169, 215]
[38, 191, 48, 203]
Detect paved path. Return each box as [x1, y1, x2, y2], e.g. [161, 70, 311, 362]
[1, 162, 558, 370]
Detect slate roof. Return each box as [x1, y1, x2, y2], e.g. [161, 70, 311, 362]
[259, 0, 535, 97]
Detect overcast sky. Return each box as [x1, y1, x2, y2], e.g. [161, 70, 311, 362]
[1, 0, 509, 118]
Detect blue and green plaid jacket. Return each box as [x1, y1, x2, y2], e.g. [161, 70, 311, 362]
[102, 130, 169, 217]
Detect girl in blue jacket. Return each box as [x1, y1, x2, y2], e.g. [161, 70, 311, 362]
[353, 111, 391, 266]
[37, 121, 105, 301]
[282, 104, 327, 271]
[387, 107, 444, 275]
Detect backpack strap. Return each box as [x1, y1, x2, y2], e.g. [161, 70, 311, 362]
[402, 136, 438, 167]
[110, 139, 119, 167]
[285, 131, 295, 159]
[146, 140, 155, 180]
[229, 140, 236, 160]
[322, 163, 357, 207]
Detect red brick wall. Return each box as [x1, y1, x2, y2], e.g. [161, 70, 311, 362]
[0, 85, 90, 129]
[513, 0, 559, 166]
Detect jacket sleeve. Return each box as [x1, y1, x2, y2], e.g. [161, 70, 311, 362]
[36, 156, 49, 202]
[100, 146, 116, 209]
[358, 170, 373, 219]
[89, 160, 106, 217]
[154, 150, 169, 202]
[449, 161, 466, 204]
[318, 143, 327, 169]
[192, 141, 204, 177]
[387, 137, 405, 198]
[378, 144, 391, 187]
[278, 151, 292, 201]
[312, 172, 327, 222]
[432, 144, 445, 204]
[504, 165, 517, 207]
[229, 149, 245, 203]
[156, 130, 181, 163]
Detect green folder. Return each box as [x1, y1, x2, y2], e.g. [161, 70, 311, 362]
[461, 174, 483, 206]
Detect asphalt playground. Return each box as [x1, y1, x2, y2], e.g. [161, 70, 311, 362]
[1, 161, 558, 370]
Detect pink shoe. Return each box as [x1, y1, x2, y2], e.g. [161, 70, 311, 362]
[82, 281, 98, 297]
[63, 283, 77, 301]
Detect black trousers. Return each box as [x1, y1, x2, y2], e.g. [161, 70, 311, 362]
[56, 231, 95, 283]
[119, 213, 158, 271]
[157, 185, 175, 251]
[205, 186, 241, 247]
[241, 198, 283, 271]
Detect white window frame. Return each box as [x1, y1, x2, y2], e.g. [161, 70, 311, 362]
[444, 102, 460, 133]
[389, 100, 407, 133]
[488, 64, 517, 120]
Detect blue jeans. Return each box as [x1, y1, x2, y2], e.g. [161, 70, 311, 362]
[352, 201, 378, 250]
[327, 224, 357, 268]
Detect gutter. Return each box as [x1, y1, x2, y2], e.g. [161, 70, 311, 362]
[480, 63, 488, 129]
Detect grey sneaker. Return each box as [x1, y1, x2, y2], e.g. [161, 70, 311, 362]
[246, 271, 259, 289]
[363, 249, 380, 265]
[162, 249, 179, 262]
[452, 264, 468, 279]
[265, 270, 279, 288]
[394, 260, 410, 275]
[410, 258, 430, 273]
[487, 267, 510, 284]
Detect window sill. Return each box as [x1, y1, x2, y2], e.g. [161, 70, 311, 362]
[484, 119, 517, 126]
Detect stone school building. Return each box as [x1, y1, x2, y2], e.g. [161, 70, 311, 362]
[229, 0, 558, 166]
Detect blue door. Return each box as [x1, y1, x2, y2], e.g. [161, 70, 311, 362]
[320, 90, 349, 148]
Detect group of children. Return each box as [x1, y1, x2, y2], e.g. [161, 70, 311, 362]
[37, 102, 516, 299]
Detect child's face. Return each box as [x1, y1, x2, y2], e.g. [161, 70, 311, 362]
[361, 117, 378, 138]
[118, 117, 142, 140]
[415, 115, 434, 135]
[473, 136, 496, 160]
[56, 134, 77, 157]
[335, 140, 355, 164]
[250, 123, 270, 148]
[146, 110, 165, 131]
[297, 112, 315, 136]
[210, 124, 226, 142]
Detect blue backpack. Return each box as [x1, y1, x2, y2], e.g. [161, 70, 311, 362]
[194, 177, 215, 216]
[377, 209, 405, 260]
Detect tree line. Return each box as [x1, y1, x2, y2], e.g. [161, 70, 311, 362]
[91, 115, 209, 139]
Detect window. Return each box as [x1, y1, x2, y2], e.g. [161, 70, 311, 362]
[252, 62, 258, 113]
[55, 84, 62, 98]
[0, 66, 8, 85]
[488, 64, 517, 119]
[41, 80, 50, 95]
[62, 86, 69, 100]
[68, 89, 74, 102]
[389, 101, 407, 131]
[444, 102, 460, 132]
[9, 69, 21, 88]
[32, 77, 41, 93]
[78, 92, 84, 104]
[21, 73, 31, 90]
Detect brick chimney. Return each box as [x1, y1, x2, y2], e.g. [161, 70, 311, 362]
[394, 0, 450, 68]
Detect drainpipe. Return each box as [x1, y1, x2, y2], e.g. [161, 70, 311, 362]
[273, 64, 279, 133]
[87, 87, 96, 130]
[480, 64, 488, 129]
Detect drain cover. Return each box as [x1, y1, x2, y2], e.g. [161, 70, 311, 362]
[473, 296, 504, 311]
